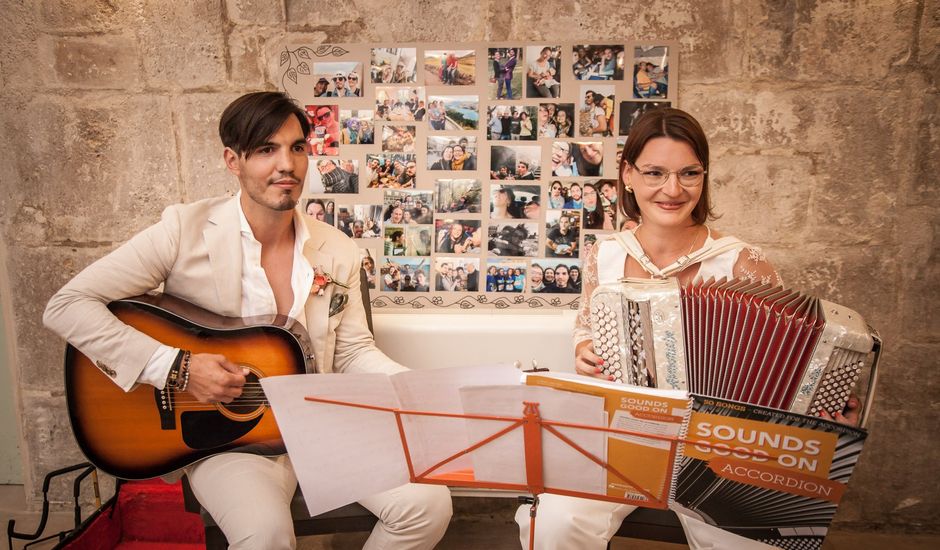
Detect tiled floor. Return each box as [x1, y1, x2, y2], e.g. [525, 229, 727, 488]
[2, 484, 936, 549]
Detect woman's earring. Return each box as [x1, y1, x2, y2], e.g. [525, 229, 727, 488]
[625, 185, 633, 193]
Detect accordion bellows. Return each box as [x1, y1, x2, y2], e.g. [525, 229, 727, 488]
[590, 278, 877, 417]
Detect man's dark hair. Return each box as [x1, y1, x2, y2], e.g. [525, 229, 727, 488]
[219, 91, 310, 158]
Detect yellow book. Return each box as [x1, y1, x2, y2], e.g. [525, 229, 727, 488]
[524, 372, 691, 508]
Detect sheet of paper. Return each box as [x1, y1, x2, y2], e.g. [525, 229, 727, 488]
[459, 385, 607, 495]
[262, 373, 409, 517]
[389, 364, 522, 476]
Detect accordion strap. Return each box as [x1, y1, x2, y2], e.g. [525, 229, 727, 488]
[612, 228, 745, 279]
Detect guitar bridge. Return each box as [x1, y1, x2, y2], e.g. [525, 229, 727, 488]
[154, 387, 176, 430]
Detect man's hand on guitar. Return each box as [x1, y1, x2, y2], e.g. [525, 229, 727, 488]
[186, 353, 248, 403]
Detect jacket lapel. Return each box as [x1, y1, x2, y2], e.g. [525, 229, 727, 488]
[304, 226, 335, 372]
[204, 197, 243, 316]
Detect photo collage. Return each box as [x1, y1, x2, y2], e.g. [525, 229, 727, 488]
[282, 42, 677, 307]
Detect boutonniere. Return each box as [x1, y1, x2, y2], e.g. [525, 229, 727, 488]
[311, 266, 350, 296]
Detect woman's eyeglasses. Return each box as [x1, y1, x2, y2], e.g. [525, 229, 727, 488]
[635, 165, 706, 188]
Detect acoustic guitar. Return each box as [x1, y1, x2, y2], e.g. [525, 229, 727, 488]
[65, 294, 314, 480]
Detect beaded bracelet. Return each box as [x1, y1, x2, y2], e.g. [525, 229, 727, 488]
[176, 350, 192, 392]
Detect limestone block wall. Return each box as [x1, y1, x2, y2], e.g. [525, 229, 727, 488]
[0, 0, 936, 532]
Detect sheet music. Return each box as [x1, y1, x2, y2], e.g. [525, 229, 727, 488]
[389, 364, 522, 476]
[262, 373, 409, 517]
[459, 385, 607, 494]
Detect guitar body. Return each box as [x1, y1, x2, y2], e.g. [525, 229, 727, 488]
[65, 294, 314, 480]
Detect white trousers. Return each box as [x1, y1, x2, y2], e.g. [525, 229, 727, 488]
[515, 495, 777, 550]
[188, 453, 452, 550]
[514, 494, 636, 550]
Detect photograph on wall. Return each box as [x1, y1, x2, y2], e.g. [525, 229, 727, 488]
[380, 257, 430, 292]
[304, 104, 340, 155]
[381, 125, 418, 152]
[435, 179, 482, 213]
[365, 153, 417, 188]
[633, 45, 669, 98]
[490, 184, 541, 220]
[306, 159, 359, 194]
[569, 141, 604, 177]
[312, 62, 363, 97]
[581, 181, 616, 230]
[336, 204, 382, 238]
[550, 141, 580, 177]
[427, 95, 480, 131]
[375, 86, 426, 121]
[360, 248, 378, 289]
[384, 225, 432, 257]
[407, 225, 434, 256]
[582, 234, 598, 255]
[371, 47, 417, 83]
[525, 45, 562, 98]
[427, 136, 479, 171]
[616, 136, 626, 166]
[485, 260, 527, 292]
[424, 50, 476, 85]
[537, 103, 575, 139]
[383, 189, 434, 224]
[489, 145, 540, 180]
[487, 105, 536, 141]
[619, 101, 669, 136]
[546, 180, 585, 209]
[434, 219, 482, 254]
[339, 109, 375, 144]
[545, 209, 582, 258]
[303, 198, 335, 225]
[434, 258, 482, 292]
[487, 222, 539, 257]
[579, 84, 615, 138]
[531, 259, 582, 293]
[487, 47, 522, 100]
[571, 44, 625, 81]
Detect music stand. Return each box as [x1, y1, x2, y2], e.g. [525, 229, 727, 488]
[304, 395, 684, 550]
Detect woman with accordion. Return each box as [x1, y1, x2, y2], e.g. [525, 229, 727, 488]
[515, 107, 858, 550]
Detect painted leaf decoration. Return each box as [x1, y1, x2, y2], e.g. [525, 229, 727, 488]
[297, 48, 310, 59]
[315, 45, 332, 56]
[297, 62, 310, 75]
[280, 50, 289, 66]
[330, 46, 350, 56]
[287, 68, 298, 84]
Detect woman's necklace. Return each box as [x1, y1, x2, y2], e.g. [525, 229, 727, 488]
[634, 224, 702, 269]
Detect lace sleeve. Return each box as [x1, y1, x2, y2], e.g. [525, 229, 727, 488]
[733, 246, 784, 287]
[574, 241, 601, 347]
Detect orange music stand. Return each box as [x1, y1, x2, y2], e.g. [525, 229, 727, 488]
[304, 396, 685, 550]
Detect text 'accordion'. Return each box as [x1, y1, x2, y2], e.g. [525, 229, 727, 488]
[589, 278, 881, 418]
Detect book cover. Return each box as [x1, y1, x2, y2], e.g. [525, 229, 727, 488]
[676, 394, 867, 549]
[524, 372, 691, 508]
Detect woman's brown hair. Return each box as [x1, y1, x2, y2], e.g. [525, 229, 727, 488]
[618, 107, 715, 225]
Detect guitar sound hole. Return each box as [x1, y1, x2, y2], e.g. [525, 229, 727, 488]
[222, 371, 265, 416]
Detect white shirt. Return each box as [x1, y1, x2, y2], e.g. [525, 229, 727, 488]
[137, 196, 314, 388]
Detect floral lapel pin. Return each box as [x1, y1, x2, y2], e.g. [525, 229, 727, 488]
[311, 266, 350, 296]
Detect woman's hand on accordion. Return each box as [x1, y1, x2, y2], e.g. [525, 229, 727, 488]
[575, 340, 613, 381]
[818, 395, 860, 427]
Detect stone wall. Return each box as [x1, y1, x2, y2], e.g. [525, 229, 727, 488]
[1, 0, 936, 532]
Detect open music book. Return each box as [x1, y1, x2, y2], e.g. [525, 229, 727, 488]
[524, 372, 692, 506]
[676, 394, 868, 549]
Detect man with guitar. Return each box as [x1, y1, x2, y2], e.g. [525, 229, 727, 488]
[43, 92, 452, 549]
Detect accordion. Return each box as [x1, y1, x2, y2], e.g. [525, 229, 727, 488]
[589, 277, 882, 422]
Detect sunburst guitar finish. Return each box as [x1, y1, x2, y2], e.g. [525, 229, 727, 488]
[64, 294, 314, 479]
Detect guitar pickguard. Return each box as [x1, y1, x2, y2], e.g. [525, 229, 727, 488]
[180, 410, 263, 450]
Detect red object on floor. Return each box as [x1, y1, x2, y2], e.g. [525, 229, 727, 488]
[60, 479, 205, 550]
